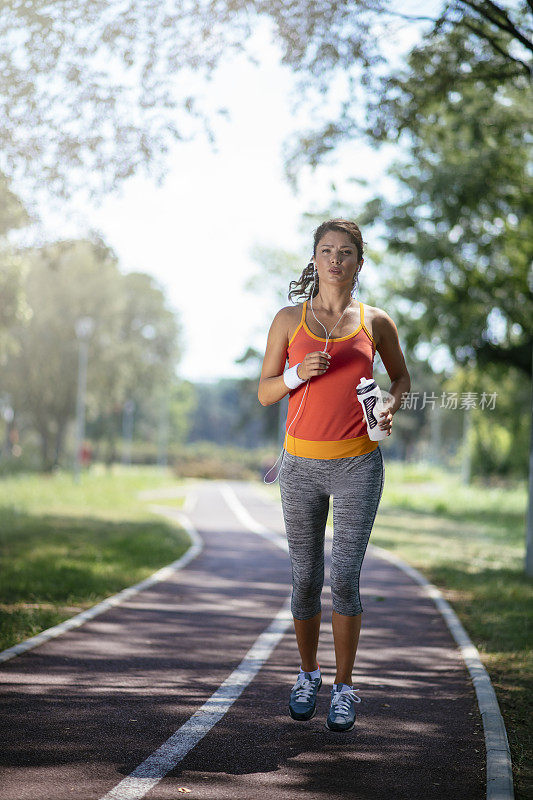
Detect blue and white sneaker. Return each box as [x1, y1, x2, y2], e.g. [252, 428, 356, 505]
[326, 684, 362, 731]
[288, 672, 322, 721]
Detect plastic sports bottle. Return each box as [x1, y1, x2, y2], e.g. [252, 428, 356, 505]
[356, 377, 388, 441]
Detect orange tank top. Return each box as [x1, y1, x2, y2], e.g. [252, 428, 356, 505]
[284, 300, 379, 459]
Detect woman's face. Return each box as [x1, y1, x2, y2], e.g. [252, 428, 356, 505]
[313, 230, 362, 289]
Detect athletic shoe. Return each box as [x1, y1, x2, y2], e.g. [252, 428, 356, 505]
[288, 672, 322, 720]
[326, 684, 362, 731]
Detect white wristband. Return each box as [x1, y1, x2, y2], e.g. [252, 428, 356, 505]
[283, 362, 306, 389]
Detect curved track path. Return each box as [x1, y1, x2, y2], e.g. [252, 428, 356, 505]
[1, 478, 488, 799]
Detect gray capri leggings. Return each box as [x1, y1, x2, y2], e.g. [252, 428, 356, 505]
[279, 446, 385, 619]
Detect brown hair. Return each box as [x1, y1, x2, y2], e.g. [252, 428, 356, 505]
[287, 218, 365, 303]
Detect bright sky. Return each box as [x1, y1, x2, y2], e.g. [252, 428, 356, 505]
[22, 9, 438, 383]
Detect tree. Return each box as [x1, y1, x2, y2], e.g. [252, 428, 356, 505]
[272, 1, 532, 181]
[0, 172, 34, 362]
[3, 236, 181, 469]
[89, 270, 182, 463]
[0, 249, 31, 366]
[0, 0, 251, 201]
[3, 238, 123, 469]
[359, 74, 532, 376]
[3, 2, 530, 204]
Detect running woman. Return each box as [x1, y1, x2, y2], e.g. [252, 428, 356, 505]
[258, 219, 411, 731]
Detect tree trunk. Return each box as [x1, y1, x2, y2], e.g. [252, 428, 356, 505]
[53, 419, 68, 468]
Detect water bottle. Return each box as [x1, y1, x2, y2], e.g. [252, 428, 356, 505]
[356, 377, 388, 441]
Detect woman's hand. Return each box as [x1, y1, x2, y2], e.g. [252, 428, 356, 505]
[378, 406, 393, 435]
[298, 350, 332, 381]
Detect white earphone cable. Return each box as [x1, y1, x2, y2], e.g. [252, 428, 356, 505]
[263, 263, 356, 484]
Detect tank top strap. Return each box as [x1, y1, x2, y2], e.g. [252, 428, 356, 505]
[359, 301, 376, 348]
[288, 300, 308, 349]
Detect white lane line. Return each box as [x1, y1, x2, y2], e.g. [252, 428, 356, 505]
[98, 480, 293, 800]
[183, 490, 197, 515]
[217, 481, 289, 553]
[0, 501, 202, 665]
[99, 595, 292, 800]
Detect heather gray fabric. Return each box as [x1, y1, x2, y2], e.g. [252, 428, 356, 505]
[279, 447, 385, 619]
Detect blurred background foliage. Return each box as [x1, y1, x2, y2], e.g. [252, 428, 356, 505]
[0, 0, 530, 482]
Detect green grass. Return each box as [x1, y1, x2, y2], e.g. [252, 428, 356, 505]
[259, 460, 531, 799]
[0, 465, 190, 652]
[149, 495, 186, 508]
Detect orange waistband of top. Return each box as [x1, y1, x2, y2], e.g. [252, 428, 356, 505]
[283, 431, 378, 459]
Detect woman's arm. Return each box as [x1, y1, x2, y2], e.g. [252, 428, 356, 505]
[258, 308, 331, 405]
[258, 309, 293, 406]
[373, 309, 411, 435]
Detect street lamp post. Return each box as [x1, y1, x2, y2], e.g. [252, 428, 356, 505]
[74, 316, 94, 483]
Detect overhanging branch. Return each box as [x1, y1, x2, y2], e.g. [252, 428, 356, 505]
[462, 18, 533, 75]
[458, 0, 533, 53]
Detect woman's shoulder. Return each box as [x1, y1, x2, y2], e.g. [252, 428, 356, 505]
[361, 303, 384, 321]
[270, 303, 304, 346]
[272, 303, 304, 326]
[363, 304, 398, 348]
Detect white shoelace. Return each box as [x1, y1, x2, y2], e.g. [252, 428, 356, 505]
[331, 688, 362, 715]
[292, 676, 316, 702]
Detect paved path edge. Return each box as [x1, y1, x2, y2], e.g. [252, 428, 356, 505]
[365, 542, 515, 800]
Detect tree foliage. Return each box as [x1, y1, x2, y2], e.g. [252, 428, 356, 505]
[2, 236, 182, 469]
[2, 1, 530, 203]
[0, 0, 251, 201]
[0, 173, 34, 358]
[276, 1, 532, 181]
[358, 39, 532, 374]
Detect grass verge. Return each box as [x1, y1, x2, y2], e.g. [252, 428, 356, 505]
[0, 465, 189, 653]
